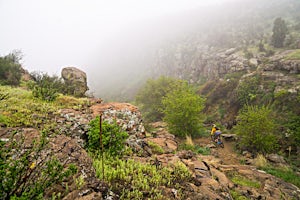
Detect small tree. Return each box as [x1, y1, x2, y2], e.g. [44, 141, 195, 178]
[234, 105, 278, 154]
[162, 81, 205, 138]
[271, 17, 288, 48]
[135, 76, 182, 122]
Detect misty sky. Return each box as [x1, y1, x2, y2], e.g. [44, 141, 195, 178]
[0, 0, 236, 93]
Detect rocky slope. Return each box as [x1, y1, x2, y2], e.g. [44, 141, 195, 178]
[2, 100, 299, 199]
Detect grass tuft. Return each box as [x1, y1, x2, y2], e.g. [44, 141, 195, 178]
[254, 154, 268, 168]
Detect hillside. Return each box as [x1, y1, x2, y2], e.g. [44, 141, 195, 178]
[1, 85, 300, 199]
[92, 0, 300, 101]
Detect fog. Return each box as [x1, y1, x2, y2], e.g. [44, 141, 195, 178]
[0, 0, 276, 100]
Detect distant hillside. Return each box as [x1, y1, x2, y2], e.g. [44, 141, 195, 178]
[92, 0, 300, 101]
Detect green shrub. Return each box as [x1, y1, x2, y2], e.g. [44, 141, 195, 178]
[29, 72, 65, 101]
[135, 76, 183, 122]
[178, 144, 210, 155]
[87, 116, 129, 156]
[236, 75, 261, 106]
[147, 141, 164, 154]
[196, 146, 211, 155]
[162, 81, 205, 138]
[0, 131, 77, 199]
[234, 105, 278, 154]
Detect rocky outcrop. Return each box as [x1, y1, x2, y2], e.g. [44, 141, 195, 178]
[55, 102, 146, 148]
[61, 67, 88, 97]
[266, 50, 300, 74]
[154, 47, 299, 95]
[91, 102, 145, 137]
[154, 46, 250, 83]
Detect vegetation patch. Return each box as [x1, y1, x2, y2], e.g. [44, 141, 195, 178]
[147, 141, 164, 154]
[230, 189, 250, 200]
[234, 105, 278, 154]
[0, 131, 77, 199]
[260, 166, 300, 188]
[229, 174, 261, 189]
[0, 85, 89, 128]
[285, 49, 300, 60]
[93, 155, 192, 199]
[178, 143, 210, 155]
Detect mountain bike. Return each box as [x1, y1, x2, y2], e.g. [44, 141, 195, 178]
[211, 132, 224, 148]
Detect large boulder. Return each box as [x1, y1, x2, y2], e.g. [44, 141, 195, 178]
[61, 67, 88, 97]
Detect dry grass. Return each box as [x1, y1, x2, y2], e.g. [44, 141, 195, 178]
[254, 154, 268, 168]
[185, 135, 194, 146]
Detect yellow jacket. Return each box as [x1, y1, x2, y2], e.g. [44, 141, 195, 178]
[211, 127, 216, 135]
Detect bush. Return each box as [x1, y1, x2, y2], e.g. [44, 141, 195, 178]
[234, 105, 278, 154]
[162, 81, 205, 137]
[135, 76, 183, 122]
[29, 72, 65, 101]
[0, 131, 77, 199]
[236, 75, 261, 106]
[87, 116, 129, 156]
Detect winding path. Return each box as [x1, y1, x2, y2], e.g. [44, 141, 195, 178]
[196, 137, 240, 165]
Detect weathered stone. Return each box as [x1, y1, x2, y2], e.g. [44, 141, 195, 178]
[266, 154, 287, 165]
[221, 134, 237, 141]
[177, 150, 195, 159]
[61, 67, 88, 97]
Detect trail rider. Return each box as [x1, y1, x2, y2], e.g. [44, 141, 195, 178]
[211, 124, 222, 142]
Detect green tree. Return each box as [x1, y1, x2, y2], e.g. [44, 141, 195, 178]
[0, 50, 23, 86]
[271, 17, 288, 48]
[135, 76, 182, 122]
[162, 81, 205, 138]
[234, 105, 278, 154]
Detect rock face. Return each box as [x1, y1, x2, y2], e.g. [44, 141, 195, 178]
[154, 47, 299, 93]
[61, 67, 88, 97]
[154, 47, 249, 83]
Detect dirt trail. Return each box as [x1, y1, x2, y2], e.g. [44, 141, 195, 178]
[196, 137, 240, 165]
